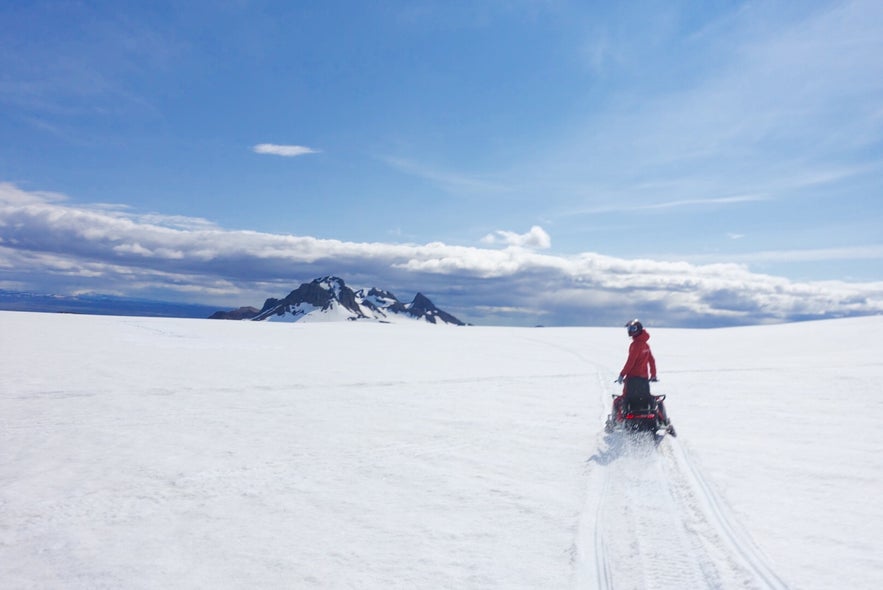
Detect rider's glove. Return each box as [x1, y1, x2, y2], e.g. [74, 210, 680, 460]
[616, 375, 624, 384]
[650, 376, 658, 382]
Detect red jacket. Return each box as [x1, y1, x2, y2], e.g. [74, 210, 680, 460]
[620, 330, 657, 379]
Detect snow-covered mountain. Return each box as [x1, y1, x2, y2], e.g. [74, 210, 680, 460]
[210, 276, 465, 325]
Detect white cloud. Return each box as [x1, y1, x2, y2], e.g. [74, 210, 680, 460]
[1, 184, 882, 326]
[252, 144, 319, 157]
[481, 226, 551, 249]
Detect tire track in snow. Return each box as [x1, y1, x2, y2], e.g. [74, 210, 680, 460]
[592, 464, 614, 590]
[579, 429, 791, 589]
[593, 436, 715, 590]
[573, 371, 615, 590]
[669, 442, 790, 590]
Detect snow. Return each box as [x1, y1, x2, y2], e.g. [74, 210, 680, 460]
[1, 311, 881, 589]
[295, 302, 356, 323]
[264, 305, 307, 322]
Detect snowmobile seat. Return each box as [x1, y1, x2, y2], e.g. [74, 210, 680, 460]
[625, 376, 651, 395]
[623, 377, 656, 414]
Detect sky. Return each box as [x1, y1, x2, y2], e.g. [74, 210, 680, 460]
[1, 0, 882, 326]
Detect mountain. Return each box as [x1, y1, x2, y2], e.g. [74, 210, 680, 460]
[210, 276, 465, 325]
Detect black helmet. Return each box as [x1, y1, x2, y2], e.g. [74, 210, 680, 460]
[625, 319, 643, 337]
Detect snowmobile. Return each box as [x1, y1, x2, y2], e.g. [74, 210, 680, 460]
[604, 390, 677, 437]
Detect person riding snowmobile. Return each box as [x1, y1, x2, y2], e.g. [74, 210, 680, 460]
[612, 319, 672, 431]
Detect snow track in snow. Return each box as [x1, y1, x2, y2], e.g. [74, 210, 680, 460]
[668, 442, 790, 590]
[578, 430, 790, 590]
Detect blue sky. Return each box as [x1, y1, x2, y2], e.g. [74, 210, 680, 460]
[1, 0, 882, 326]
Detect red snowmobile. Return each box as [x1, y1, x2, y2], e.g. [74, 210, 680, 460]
[605, 389, 676, 437]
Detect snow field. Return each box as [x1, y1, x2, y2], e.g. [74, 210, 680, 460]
[1, 312, 881, 589]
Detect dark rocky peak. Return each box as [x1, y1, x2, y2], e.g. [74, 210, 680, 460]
[365, 287, 398, 300]
[278, 276, 358, 312]
[409, 293, 434, 310]
[406, 292, 464, 325]
[259, 297, 281, 313]
[359, 287, 406, 314]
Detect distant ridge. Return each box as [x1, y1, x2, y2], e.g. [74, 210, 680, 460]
[208, 306, 260, 321]
[210, 276, 465, 325]
[0, 289, 219, 319]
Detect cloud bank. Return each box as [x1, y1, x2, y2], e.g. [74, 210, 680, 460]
[1, 183, 881, 327]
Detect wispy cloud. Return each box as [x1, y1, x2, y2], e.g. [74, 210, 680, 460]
[528, 1, 883, 221]
[639, 194, 767, 210]
[381, 156, 509, 194]
[2, 184, 882, 326]
[252, 144, 320, 157]
[0, 7, 177, 130]
[569, 193, 767, 216]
